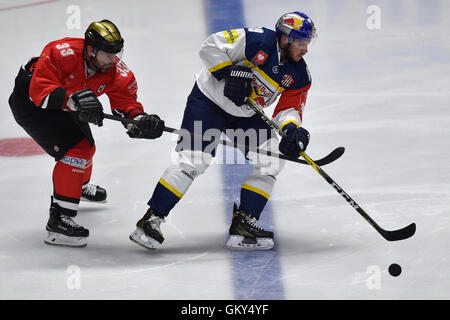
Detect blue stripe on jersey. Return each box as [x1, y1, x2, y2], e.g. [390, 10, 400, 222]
[204, 0, 286, 300]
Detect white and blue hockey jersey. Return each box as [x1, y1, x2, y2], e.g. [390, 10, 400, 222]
[195, 27, 312, 130]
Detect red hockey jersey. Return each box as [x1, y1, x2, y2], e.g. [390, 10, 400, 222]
[28, 37, 144, 119]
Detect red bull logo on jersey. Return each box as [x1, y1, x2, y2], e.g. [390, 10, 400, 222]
[253, 96, 266, 107]
[251, 78, 273, 99]
[284, 17, 304, 30]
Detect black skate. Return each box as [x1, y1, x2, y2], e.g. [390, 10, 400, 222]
[129, 207, 165, 250]
[226, 203, 274, 251]
[44, 198, 89, 247]
[81, 183, 107, 203]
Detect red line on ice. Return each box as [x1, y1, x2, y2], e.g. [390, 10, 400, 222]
[0, 0, 60, 12]
[0, 138, 46, 157]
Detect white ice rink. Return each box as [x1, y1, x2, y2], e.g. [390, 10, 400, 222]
[0, 0, 449, 300]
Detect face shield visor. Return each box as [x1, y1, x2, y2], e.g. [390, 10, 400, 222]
[290, 38, 312, 49]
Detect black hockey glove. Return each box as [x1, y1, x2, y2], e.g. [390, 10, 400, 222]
[127, 113, 165, 139]
[223, 65, 253, 106]
[279, 123, 310, 158]
[70, 89, 104, 127]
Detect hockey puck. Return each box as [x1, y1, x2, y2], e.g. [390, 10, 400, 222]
[388, 263, 402, 277]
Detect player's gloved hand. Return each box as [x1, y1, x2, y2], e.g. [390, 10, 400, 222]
[69, 89, 104, 127]
[127, 113, 165, 139]
[279, 123, 310, 158]
[223, 65, 253, 106]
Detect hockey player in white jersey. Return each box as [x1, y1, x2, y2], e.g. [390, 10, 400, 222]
[130, 12, 316, 250]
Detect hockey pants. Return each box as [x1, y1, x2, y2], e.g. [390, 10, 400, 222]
[148, 83, 285, 219]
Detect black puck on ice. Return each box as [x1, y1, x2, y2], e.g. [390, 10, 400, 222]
[388, 263, 402, 277]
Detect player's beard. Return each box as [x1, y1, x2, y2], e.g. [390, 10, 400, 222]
[285, 45, 302, 64]
[93, 60, 113, 73]
[281, 44, 299, 64]
[97, 63, 113, 73]
[87, 57, 113, 73]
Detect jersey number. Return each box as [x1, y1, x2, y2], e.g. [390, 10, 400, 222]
[248, 27, 264, 33]
[116, 60, 130, 77]
[56, 43, 74, 56]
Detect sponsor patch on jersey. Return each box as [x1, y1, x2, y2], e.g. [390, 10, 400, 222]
[224, 30, 239, 44]
[251, 78, 273, 99]
[97, 84, 106, 94]
[281, 74, 294, 88]
[252, 50, 268, 65]
[253, 96, 266, 107]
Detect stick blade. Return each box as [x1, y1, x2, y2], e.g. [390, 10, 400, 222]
[380, 223, 416, 241]
[314, 147, 345, 166]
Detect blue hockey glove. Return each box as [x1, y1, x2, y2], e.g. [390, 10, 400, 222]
[279, 123, 310, 158]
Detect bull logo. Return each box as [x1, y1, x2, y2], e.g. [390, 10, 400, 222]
[284, 17, 304, 30]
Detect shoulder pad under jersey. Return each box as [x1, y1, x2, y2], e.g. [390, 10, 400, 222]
[244, 27, 277, 67]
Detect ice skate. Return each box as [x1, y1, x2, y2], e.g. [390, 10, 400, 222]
[44, 198, 89, 247]
[81, 183, 107, 203]
[226, 203, 274, 251]
[129, 207, 165, 250]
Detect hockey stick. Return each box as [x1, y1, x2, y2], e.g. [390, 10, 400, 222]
[103, 113, 343, 166]
[246, 100, 416, 242]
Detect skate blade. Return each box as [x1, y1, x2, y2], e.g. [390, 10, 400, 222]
[129, 228, 161, 250]
[44, 231, 87, 248]
[226, 235, 274, 251]
[80, 196, 107, 204]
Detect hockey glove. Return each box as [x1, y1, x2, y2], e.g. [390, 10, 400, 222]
[69, 89, 104, 127]
[223, 65, 253, 106]
[279, 123, 310, 158]
[127, 113, 165, 139]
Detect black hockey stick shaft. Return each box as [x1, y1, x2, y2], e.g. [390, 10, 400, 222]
[103, 113, 343, 166]
[246, 100, 416, 241]
[299, 152, 416, 241]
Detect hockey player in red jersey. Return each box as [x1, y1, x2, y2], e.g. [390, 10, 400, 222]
[9, 20, 165, 247]
[129, 12, 316, 251]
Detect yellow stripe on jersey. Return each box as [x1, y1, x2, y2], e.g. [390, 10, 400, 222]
[243, 59, 285, 93]
[280, 120, 300, 131]
[208, 60, 233, 73]
[159, 178, 183, 198]
[241, 184, 270, 199]
[223, 29, 239, 44]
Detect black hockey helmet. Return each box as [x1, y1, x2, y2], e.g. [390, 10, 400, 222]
[85, 19, 124, 54]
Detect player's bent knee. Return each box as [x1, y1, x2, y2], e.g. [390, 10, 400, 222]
[248, 138, 286, 177]
[59, 140, 94, 171]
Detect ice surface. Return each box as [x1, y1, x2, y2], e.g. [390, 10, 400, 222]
[0, 0, 449, 299]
